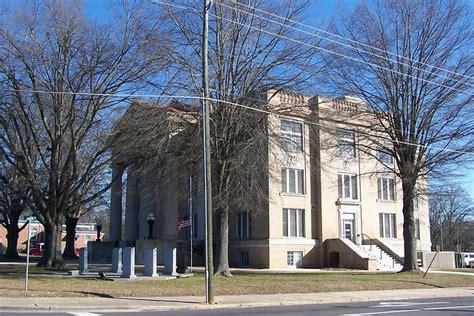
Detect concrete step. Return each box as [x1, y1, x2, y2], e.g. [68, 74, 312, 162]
[358, 244, 402, 271]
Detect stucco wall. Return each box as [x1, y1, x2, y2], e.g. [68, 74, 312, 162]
[422, 251, 455, 270]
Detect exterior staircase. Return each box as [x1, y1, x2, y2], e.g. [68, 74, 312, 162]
[358, 244, 403, 271]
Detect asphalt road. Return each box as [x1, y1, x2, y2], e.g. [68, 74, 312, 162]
[1, 297, 473, 316]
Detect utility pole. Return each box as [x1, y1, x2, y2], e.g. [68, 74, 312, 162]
[202, 0, 214, 304]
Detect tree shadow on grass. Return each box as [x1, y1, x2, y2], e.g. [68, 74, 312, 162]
[400, 280, 445, 288]
[71, 291, 200, 304]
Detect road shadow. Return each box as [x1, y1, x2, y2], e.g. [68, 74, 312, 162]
[401, 280, 445, 288]
[71, 291, 115, 298]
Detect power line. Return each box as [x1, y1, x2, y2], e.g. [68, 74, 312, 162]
[216, 0, 474, 89]
[0, 87, 204, 102]
[225, 0, 474, 83]
[154, 0, 474, 96]
[207, 11, 474, 97]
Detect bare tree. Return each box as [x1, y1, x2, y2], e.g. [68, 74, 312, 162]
[429, 185, 474, 252]
[328, 0, 474, 271]
[63, 181, 109, 258]
[157, 0, 323, 276]
[0, 156, 30, 258]
[0, 0, 167, 268]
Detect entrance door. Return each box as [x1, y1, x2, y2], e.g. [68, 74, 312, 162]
[343, 218, 355, 242]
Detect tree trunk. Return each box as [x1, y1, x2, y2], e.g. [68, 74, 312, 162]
[5, 224, 20, 258]
[62, 216, 79, 258]
[400, 179, 419, 272]
[214, 208, 232, 277]
[38, 220, 65, 269]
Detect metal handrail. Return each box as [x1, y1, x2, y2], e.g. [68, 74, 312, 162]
[361, 233, 404, 265]
[361, 233, 378, 251]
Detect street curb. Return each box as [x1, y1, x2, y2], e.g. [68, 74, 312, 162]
[0, 288, 472, 313]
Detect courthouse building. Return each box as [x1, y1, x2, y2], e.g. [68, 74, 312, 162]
[105, 91, 431, 270]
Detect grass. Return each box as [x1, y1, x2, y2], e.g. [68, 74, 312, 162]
[447, 268, 474, 273]
[0, 263, 472, 298]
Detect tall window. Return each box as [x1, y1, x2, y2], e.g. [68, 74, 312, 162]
[281, 120, 303, 152]
[377, 177, 396, 201]
[336, 130, 356, 158]
[240, 251, 249, 266]
[338, 174, 358, 200]
[283, 208, 305, 237]
[281, 168, 304, 194]
[376, 147, 393, 165]
[379, 213, 397, 238]
[236, 211, 251, 239]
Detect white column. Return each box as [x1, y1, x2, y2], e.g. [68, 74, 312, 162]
[110, 164, 124, 242]
[125, 164, 139, 241]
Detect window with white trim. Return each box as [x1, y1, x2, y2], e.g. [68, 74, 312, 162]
[281, 168, 304, 194]
[338, 174, 358, 200]
[336, 130, 356, 157]
[283, 208, 305, 237]
[377, 177, 396, 201]
[287, 251, 303, 267]
[236, 211, 251, 239]
[379, 213, 397, 238]
[376, 147, 393, 165]
[281, 120, 303, 152]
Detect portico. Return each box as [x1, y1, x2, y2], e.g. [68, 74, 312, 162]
[100, 102, 204, 265]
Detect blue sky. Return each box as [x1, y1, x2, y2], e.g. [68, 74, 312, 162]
[3, 0, 472, 199]
[82, 0, 473, 198]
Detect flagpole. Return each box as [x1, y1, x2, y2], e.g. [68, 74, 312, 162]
[189, 176, 193, 273]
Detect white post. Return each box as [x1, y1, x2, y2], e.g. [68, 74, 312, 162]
[112, 247, 123, 274]
[144, 247, 158, 277]
[189, 176, 193, 273]
[121, 247, 136, 279]
[25, 219, 31, 292]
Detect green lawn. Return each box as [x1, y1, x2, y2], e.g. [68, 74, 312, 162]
[0, 263, 472, 298]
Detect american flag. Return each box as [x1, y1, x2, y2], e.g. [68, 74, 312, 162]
[177, 215, 191, 232]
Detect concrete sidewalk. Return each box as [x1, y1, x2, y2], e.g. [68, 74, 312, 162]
[0, 287, 472, 313]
